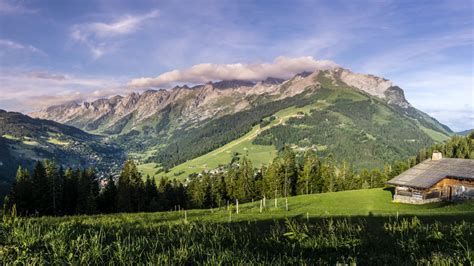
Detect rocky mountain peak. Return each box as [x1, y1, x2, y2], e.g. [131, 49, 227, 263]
[29, 64, 415, 134]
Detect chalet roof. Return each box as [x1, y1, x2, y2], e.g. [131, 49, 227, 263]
[386, 158, 474, 189]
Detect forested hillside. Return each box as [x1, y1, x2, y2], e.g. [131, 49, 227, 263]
[0, 110, 125, 200]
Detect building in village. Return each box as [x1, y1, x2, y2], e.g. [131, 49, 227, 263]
[387, 152, 474, 204]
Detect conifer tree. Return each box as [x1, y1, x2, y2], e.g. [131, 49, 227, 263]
[9, 166, 32, 215]
[44, 160, 63, 215]
[297, 151, 319, 195]
[62, 168, 79, 215]
[32, 161, 49, 215]
[144, 175, 159, 211]
[280, 147, 297, 196]
[98, 175, 117, 213]
[117, 160, 133, 212]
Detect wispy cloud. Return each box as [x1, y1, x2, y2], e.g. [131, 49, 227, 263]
[71, 10, 159, 59]
[360, 29, 473, 75]
[0, 0, 36, 15]
[128, 56, 338, 88]
[0, 39, 45, 55]
[0, 70, 125, 112]
[27, 71, 67, 81]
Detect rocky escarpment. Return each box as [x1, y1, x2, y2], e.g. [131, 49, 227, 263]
[30, 67, 413, 134]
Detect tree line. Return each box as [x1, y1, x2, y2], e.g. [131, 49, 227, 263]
[4, 160, 186, 216]
[186, 132, 473, 209]
[4, 132, 472, 216]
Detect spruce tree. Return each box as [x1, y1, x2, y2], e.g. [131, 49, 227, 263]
[144, 175, 159, 212]
[44, 160, 63, 215]
[62, 168, 79, 215]
[32, 161, 49, 215]
[298, 151, 319, 195]
[9, 166, 32, 215]
[117, 160, 143, 212]
[101, 175, 118, 213]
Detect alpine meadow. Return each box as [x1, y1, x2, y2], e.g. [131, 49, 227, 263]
[0, 0, 473, 265]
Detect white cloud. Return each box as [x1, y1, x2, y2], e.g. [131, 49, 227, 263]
[128, 56, 338, 88]
[0, 39, 45, 55]
[71, 10, 159, 59]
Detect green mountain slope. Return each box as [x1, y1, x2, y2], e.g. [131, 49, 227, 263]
[29, 68, 452, 180]
[143, 76, 451, 180]
[0, 110, 125, 196]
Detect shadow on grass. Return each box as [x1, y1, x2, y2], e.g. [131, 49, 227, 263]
[383, 186, 395, 197]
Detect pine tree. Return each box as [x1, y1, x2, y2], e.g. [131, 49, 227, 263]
[31, 161, 49, 215]
[44, 160, 63, 215]
[212, 175, 227, 208]
[76, 168, 99, 214]
[202, 174, 214, 208]
[236, 157, 256, 200]
[9, 166, 32, 215]
[98, 175, 117, 213]
[319, 155, 337, 193]
[280, 147, 297, 196]
[62, 168, 79, 215]
[297, 151, 319, 195]
[144, 175, 159, 212]
[262, 160, 281, 198]
[187, 176, 205, 208]
[117, 170, 131, 212]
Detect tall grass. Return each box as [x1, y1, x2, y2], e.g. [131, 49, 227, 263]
[1, 213, 472, 264]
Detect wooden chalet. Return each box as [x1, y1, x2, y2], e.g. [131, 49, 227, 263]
[386, 152, 474, 204]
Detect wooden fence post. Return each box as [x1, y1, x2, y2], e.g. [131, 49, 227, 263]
[274, 190, 278, 208]
[236, 199, 239, 214]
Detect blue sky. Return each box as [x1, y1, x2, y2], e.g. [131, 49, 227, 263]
[0, 0, 472, 131]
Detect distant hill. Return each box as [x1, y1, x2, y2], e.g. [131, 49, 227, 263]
[29, 66, 453, 178]
[0, 110, 125, 197]
[457, 129, 473, 136]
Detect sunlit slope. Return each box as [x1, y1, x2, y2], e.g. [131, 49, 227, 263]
[38, 188, 474, 225]
[139, 85, 450, 180]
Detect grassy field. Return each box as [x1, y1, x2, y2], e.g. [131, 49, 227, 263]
[2, 188, 473, 264]
[26, 188, 474, 224]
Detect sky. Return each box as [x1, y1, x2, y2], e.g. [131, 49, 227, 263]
[0, 0, 472, 131]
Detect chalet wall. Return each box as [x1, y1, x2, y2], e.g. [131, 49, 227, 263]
[393, 194, 441, 204]
[393, 177, 474, 204]
[432, 178, 474, 200]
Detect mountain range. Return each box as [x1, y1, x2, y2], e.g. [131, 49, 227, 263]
[24, 66, 452, 180]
